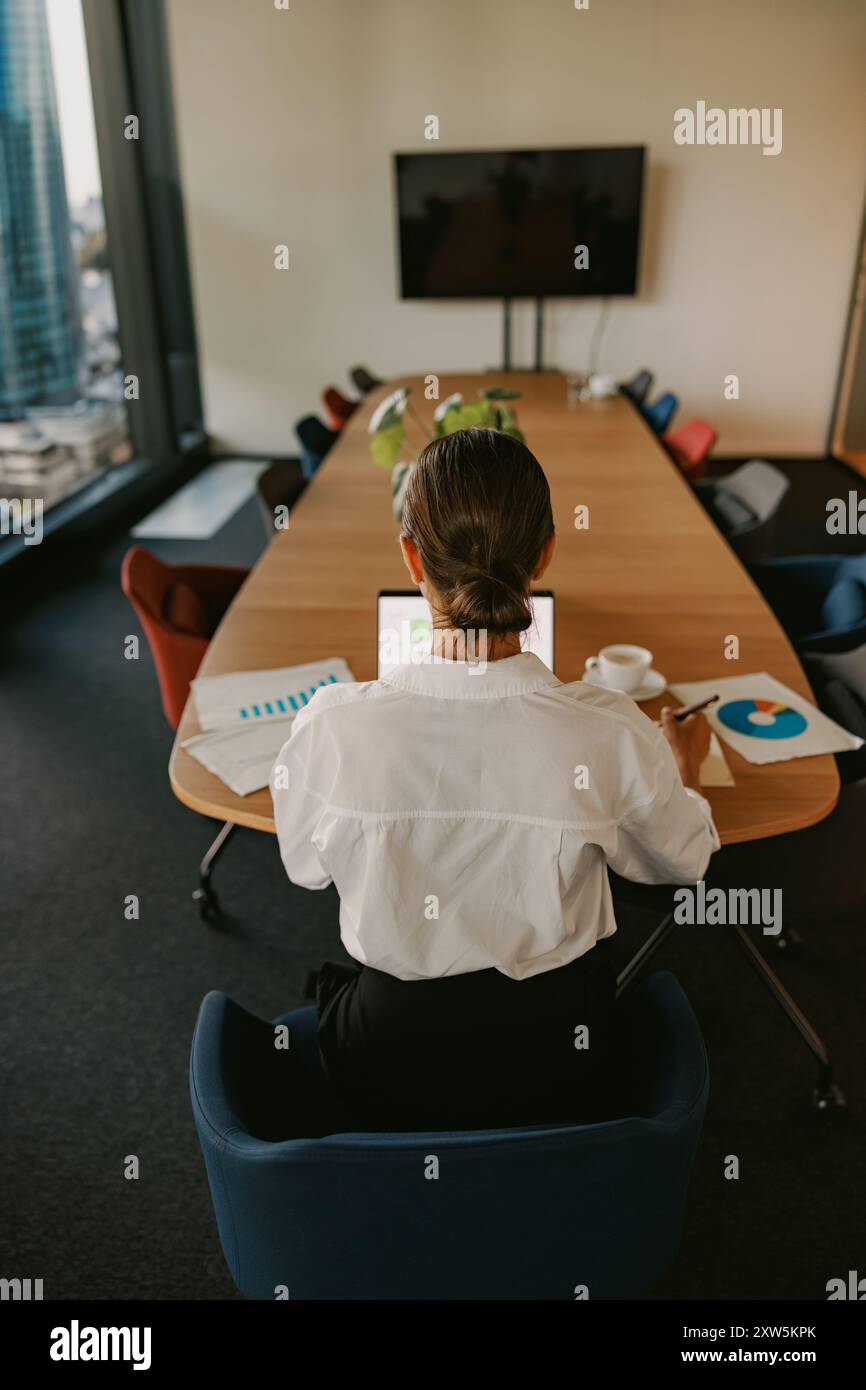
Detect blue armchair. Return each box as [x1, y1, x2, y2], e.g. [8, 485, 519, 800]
[640, 391, 679, 434]
[751, 552, 866, 653]
[293, 414, 339, 481]
[190, 971, 709, 1301]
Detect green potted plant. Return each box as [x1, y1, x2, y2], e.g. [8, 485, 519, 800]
[368, 386, 525, 519]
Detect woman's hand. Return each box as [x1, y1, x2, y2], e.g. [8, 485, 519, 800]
[660, 706, 712, 791]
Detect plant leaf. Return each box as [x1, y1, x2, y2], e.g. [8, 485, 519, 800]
[433, 392, 463, 427]
[480, 386, 522, 401]
[497, 402, 525, 442]
[368, 387, 409, 434]
[440, 401, 489, 434]
[375, 404, 405, 434]
[434, 403, 463, 437]
[370, 421, 406, 468]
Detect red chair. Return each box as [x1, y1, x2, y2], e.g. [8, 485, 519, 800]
[321, 386, 359, 431]
[662, 419, 717, 481]
[121, 546, 249, 921]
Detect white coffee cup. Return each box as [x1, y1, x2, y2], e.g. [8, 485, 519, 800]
[585, 644, 652, 694]
[589, 373, 618, 398]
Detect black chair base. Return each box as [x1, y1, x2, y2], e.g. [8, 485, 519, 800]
[617, 912, 847, 1118]
[193, 821, 235, 924]
[812, 1081, 848, 1116]
[771, 923, 803, 959]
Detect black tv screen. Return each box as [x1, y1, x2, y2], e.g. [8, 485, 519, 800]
[394, 146, 645, 299]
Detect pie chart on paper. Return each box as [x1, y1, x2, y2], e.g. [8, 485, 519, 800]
[716, 698, 808, 741]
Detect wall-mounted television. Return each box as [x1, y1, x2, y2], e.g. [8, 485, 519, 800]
[394, 146, 645, 300]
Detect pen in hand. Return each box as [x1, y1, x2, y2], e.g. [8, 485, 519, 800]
[673, 693, 719, 722]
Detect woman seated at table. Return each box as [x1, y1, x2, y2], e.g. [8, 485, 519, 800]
[271, 427, 718, 1131]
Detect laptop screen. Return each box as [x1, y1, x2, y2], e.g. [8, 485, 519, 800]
[377, 590, 555, 678]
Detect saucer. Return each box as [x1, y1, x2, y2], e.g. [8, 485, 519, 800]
[582, 667, 667, 703]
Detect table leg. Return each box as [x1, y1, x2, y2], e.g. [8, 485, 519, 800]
[192, 820, 235, 924]
[731, 925, 846, 1114]
[616, 912, 677, 996]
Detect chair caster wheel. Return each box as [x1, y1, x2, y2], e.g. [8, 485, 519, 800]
[774, 927, 803, 960]
[811, 1082, 847, 1119]
[193, 886, 222, 925]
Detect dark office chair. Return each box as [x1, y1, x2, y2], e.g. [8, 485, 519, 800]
[694, 460, 790, 563]
[321, 386, 359, 430]
[190, 970, 708, 1300]
[662, 418, 717, 481]
[121, 547, 248, 923]
[801, 642, 866, 783]
[350, 364, 383, 396]
[750, 552, 866, 653]
[256, 459, 307, 542]
[621, 368, 654, 407]
[294, 415, 339, 481]
[641, 391, 679, 435]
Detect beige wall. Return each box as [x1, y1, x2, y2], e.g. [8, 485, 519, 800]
[165, 0, 866, 457]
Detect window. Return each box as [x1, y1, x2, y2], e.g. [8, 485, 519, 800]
[0, 0, 132, 512]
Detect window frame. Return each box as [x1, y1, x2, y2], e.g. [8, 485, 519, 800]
[0, 0, 206, 566]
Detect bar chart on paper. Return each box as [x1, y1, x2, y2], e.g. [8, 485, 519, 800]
[239, 672, 340, 720]
[191, 658, 355, 732]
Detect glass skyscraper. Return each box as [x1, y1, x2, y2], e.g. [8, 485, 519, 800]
[0, 0, 82, 419]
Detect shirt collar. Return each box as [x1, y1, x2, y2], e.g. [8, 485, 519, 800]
[381, 651, 561, 699]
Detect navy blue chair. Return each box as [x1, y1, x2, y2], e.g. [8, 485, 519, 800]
[641, 391, 679, 434]
[294, 415, 338, 481]
[621, 368, 654, 407]
[751, 552, 866, 653]
[190, 971, 708, 1300]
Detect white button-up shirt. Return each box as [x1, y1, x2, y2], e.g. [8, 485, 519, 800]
[270, 652, 720, 981]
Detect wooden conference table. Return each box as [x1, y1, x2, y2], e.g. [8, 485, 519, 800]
[169, 372, 839, 844]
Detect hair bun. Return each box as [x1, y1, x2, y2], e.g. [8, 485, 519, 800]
[448, 563, 531, 635]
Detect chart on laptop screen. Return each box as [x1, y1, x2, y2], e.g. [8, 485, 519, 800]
[377, 591, 554, 677]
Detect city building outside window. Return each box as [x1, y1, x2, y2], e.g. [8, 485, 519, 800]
[0, 0, 131, 512]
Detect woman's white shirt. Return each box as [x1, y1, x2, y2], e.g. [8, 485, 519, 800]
[270, 652, 720, 982]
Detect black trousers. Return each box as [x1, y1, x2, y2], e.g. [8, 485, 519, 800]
[312, 947, 617, 1132]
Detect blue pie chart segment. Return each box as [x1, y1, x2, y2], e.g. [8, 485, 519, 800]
[717, 698, 808, 740]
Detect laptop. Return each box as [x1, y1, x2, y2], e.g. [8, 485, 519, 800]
[377, 589, 555, 678]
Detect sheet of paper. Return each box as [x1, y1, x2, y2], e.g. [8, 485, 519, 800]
[668, 673, 864, 765]
[192, 658, 354, 732]
[181, 719, 295, 797]
[700, 732, 735, 787]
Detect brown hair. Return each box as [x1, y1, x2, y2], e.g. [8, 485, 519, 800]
[401, 428, 554, 635]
